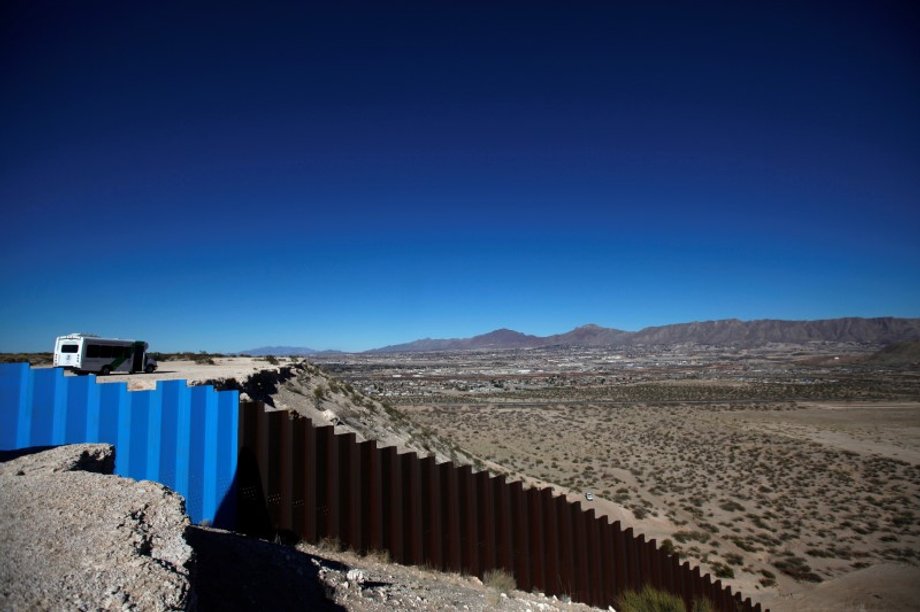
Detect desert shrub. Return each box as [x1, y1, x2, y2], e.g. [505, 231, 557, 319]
[263, 355, 279, 365]
[724, 552, 743, 566]
[617, 585, 684, 612]
[711, 562, 734, 579]
[674, 530, 710, 544]
[660, 539, 675, 555]
[773, 555, 821, 582]
[483, 569, 516, 593]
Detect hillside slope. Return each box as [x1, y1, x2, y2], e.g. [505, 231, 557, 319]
[863, 340, 920, 367]
[208, 361, 479, 467]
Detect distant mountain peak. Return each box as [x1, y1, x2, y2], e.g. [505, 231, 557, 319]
[479, 328, 529, 337]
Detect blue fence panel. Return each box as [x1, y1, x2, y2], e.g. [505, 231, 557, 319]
[65, 375, 100, 444]
[30, 368, 64, 446]
[0, 364, 239, 526]
[158, 380, 185, 495]
[83, 375, 102, 441]
[214, 389, 239, 528]
[116, 383, 134, 474]
[187, 386, 206, 523]
[0, 363, 32, 449]
[98, 381, 127, 450]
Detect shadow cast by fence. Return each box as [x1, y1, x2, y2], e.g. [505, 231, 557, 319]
[185, 525, 345, 611]
[203, 364, 302, 408]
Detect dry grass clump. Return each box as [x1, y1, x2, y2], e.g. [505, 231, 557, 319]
[617, 585, 714, 612]
[483, 568, 516, 593]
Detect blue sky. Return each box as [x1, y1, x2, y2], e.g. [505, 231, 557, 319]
[2, 1, 919, 352]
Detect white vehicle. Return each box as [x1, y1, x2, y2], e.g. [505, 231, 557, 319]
[53, 333, 158, 375]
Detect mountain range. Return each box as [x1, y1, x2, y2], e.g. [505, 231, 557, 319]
[369, 317, 920, 353]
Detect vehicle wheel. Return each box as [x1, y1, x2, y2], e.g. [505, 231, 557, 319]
[100, 366, 112, 376]
[145, 364, 155, 374]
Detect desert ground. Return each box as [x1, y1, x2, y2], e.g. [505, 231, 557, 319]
[34, 349, 920, 610]
[74, 357, 291, 390]
[401, 400, 920, 608]
[317, 345, 920, 611]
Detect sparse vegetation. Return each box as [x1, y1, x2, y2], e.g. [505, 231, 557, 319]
[483, 568, 516, 594]
[616, 585, 685, 612]
[0, 353, 52, 365]
[710, 561, 734, 579]
[773, 555, 821, 582]
[309, 343, 920, 600]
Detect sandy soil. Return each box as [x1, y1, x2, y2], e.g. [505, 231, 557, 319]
[85, 357, 291, 390]
[402, 400, 920, 611]
[758, 562, 920, 611]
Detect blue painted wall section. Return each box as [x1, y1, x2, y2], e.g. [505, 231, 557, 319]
[0, 363, 239, 526]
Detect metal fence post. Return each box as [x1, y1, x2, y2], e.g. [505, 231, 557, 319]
[528, 487, 546, 595]
[510, 481, 531, 592]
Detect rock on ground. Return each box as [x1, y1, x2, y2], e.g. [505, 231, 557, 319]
[298, 541, 601, 612]
[0, 444, 192, 611]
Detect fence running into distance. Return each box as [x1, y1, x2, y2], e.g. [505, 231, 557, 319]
[0, 363, 239, 526]
[0, 364, 764, 611]
[238, 400, 764, 612]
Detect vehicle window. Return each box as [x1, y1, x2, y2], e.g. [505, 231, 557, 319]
[84, 343, 133, 359]
[60, 344, 79, 354]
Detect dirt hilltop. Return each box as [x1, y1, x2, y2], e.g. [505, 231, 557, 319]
[0, 445, 192, 610]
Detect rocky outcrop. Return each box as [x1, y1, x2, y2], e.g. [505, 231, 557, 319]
[0, 444, 193, 610]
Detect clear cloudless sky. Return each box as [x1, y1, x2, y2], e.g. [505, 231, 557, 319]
[2, 1, 919, 352]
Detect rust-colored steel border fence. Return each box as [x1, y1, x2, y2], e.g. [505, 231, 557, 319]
[238, 401, 764, 612]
